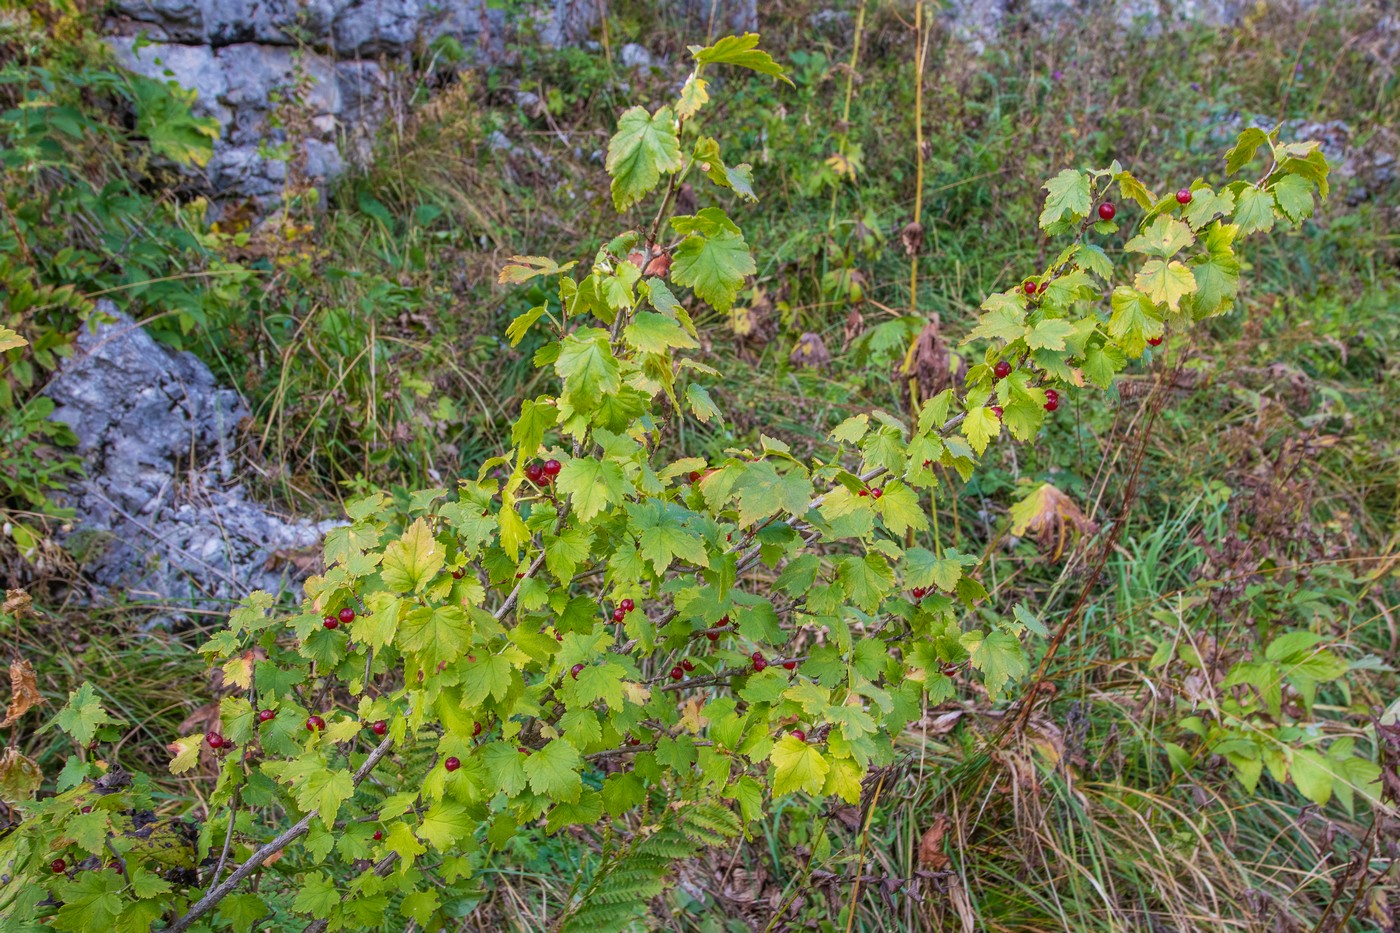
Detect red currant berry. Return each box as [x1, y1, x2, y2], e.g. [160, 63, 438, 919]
[1176, 188, 1193, 204]
[627, 736, 641, 746]
[373, 830, 383, 841]
[444, 757, 460, 772]
[543, 459, 562, 476]
[371, 720, 387, 736]
[993, 360, 1012, 380]
[620, 598, 635, 612]
[688, 471, 701, 482]
[706, 632, 720, 641]
[206, 732, 224, 749]
[612, 608, 626, 622]
[1147, 335, 1163, 346]
[858, 489, 869, 497]
[1045, 398, 1060, 412]
[571, 663, 584, 680]
[1044, 389, 1060, 403]
[1098, 202, 1116, 221]
[258, 708, 275, 722]
[51, 858, 65, 873]
[306, 716, 325, 732]
[681, 659, 695, 672]
[752, 655, 767, 672]
[871, 488, 882, 499]
[783, 660, 797, 671]
[81, 805, 92, 814]
[991, 405, 1003, 420]
[717, 615, 729, 627]
[792, 729, 807, 743]
[1023, 280, 1038, 295]
[473, 722, 482, 736]
[338, 607, 355, 625]
[323, 616, 339, 630]
[525, 463, 544, 484]
[670, 666, 684, 680]
[452, 568, 465, 579]
[555, 632, 564, 641]
[518, 746, 530, 755]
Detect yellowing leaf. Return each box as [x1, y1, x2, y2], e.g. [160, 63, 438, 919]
[606, 106, 682, 211]
[0, 327, 28, 353]
[822, 756, 864, 804]
[1134, 259, 1197, 311]
[168, 734, 202, 774]
[380, 519, 444, 594]
[770, 735, 829, 796]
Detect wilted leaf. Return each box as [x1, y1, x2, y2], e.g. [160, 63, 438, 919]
[1, 657, 42, 727]
[1007, 483, 1098, 558]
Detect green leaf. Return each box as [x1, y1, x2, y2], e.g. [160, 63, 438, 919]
[874, 481, 927, 536]
[1271, 174, 1314, 223]
[961, 406, 1001, 455]
[631, 501, 710, 572]
[505, 306, 548, 347]
[606, 106, 682, 211]
[460, 654, 513, 706]
[417, 799, 473, 851]
[524, 739, 583, 803]
[48, 682, 117, 747]
[1188, 224, 1241, 318]
[51, 872, 124, 932]
[498, 255, 568, 285]
[555, 329, 621, 412]
[512, 397, 558, 462]
[398, 605, 472, 669]
[769, 735, 829, 796]
[965, 302, 1025, 345]
[556, 457, 631, 522]
[1134, 259, 1197, 311]
[1233, 186, 1276, 235]
[1107, 286, 1163, 357]
[380, 519, 444, 594]
[1080, 343, 1125, 388]
[903, 547, 964, 593]
[624, 311, 699, 353]
[960, 629, 1028, 700]
[217, 894, 271, 933]
[837, 553, 893, 614]
[1039, 169, 1091, 229]
[733, 461, 814, 526]
[671, 222, 756, 313]
[1289, 748, 1334, 807]
[480, 742, 528, 797]
[1225, 127, 1271, 175]
[690, 33, 792, 84]
[1025, 318, 1076, 352]
[1124, 216, 1195, 258]
[686, 382, 724, 424]
[291, 872, 341, 918]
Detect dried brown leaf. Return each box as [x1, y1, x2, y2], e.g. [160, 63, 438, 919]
[918, 814, 951, 870]
[1, 658, 42, 727]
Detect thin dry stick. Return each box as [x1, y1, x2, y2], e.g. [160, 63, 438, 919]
[908, 0, 926, 313]
[844, 770, 889, 933]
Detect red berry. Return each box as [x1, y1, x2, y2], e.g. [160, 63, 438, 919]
[571, 663, 584, 680]
[688, 470, 702, 482]
[81, 805, 92, 814]
[871, 488, 883, 499]
[717, 615, 729, 627]
[444, 756, 460, 772]
[792, 729, 807, 743]
[473, 722, 482, 736]
[991, 405, 1003, 420]
[543, 459, 562, 476]
[922, 459, 932, 467]
[1023, 280, 1037, 295]
[323, 616, 339, 630]
[525, 463, 544, 484]
[306, 716, 325, 732]
[258, 708, 275, 722]
[670, 666, 684, 680]
[627, 736, 640, 746]
[620, 598, 635, 613]
[51, 858, 65, 873]
[1147, 335, 1163, 346]
[752, 655, 767, 672]
[1176, 188, 1193, 204]
[612, 608, 626, 622]
[706, 632, 720, 641]
[681, 659, 695, 672]
[373, 830, 383, 841]
[338, 607, 355, 624]
[518, 746, 530, 755]
[1098, 202, 1116, 221]
[912, 587, 925, 598]
[452, 568, 465, 579]
[1045, 398, 1060, 412]
[783, 660, 796, 671]
[993, 360, 1011, 380]
[371, 720, 387, 736]
[858, 489, 869, 497]
[206, 732, 224, 749]
[555, 632, 563, 641]
[1044, 388, 1059, 403]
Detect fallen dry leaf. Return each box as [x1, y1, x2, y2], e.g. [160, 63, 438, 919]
[918, 814, 951, 870]
[1, 658, 42, 728]
[1006, 483, 1099, 559]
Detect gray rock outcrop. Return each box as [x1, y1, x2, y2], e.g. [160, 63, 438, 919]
[44, 303, 335, 619]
